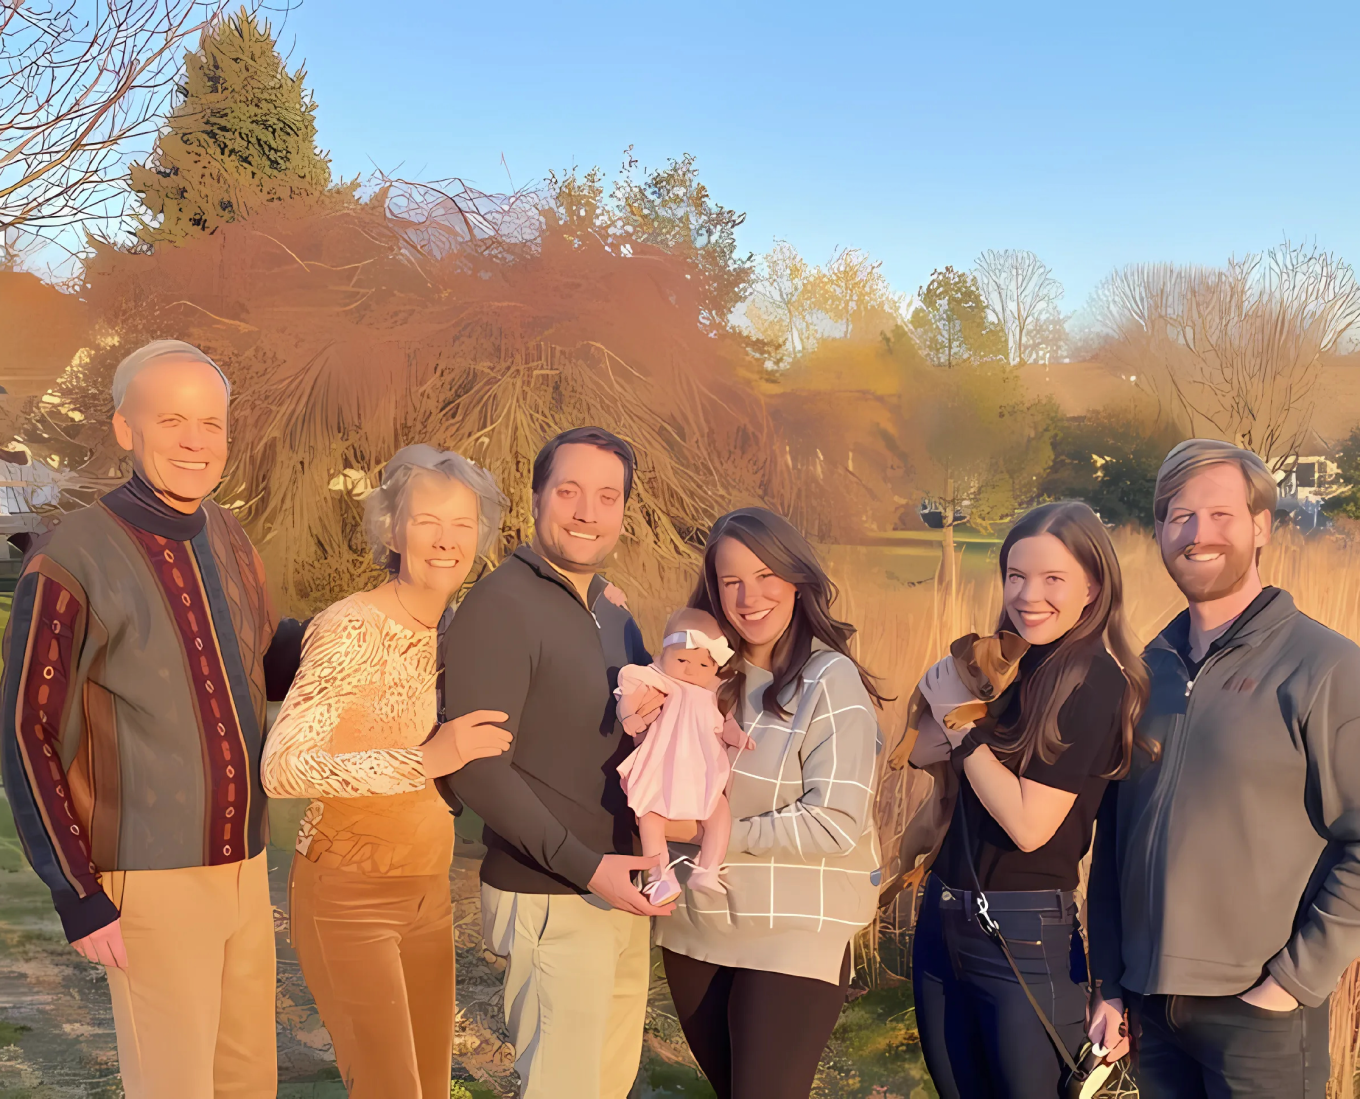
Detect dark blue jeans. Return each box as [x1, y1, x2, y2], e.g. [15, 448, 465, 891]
[912, 874, 1088, 1099]
[1129, 991, 1330, 1098]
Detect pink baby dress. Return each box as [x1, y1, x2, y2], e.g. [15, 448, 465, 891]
[615, 664, 735, 820]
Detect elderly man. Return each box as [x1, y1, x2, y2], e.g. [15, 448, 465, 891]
[0, 340, 291, 1098]
[1087, 439, 1360, 1098]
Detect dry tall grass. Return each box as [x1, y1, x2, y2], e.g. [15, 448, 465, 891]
[630, 527, 1360, 1096]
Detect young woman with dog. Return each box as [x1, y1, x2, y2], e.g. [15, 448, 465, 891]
[911, 500, 1149, 1099]
[651, 506, 887, 1099]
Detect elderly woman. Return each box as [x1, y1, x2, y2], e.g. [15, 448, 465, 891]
[262, 445, 512, 1099]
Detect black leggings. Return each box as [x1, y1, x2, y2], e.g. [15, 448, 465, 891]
[661, 947, 851, 1099]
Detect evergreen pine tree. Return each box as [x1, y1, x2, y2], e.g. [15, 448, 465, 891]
[130, 8, 345, 245]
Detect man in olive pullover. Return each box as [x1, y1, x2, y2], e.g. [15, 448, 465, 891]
[1087, 439, 1360, 1098]
[439, 427, 669, 1099]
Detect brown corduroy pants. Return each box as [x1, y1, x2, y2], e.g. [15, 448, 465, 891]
[289, 854, 456, 1099]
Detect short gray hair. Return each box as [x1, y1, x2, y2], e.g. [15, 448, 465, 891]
[112, 339, 231, 410]
[363, 444, 507, 575]
[1153, 438, 1278, 525]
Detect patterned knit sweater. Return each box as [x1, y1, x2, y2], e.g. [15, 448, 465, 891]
[0, 491, 275, 943]
[655, 645, 883, 984]
[261, 595, 449, 876]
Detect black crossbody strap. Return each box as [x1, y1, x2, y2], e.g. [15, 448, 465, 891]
[957, 791, 1085, 1079]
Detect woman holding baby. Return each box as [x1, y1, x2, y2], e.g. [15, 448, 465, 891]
[911, 500, 1149, 1098]
[633, 506, 887, 1099]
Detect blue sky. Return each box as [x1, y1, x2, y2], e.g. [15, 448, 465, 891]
[279, 0, 1360, 317]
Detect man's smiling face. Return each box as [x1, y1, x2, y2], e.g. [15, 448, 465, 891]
[531, 442, 626, 574]
[1157, 461, 1271, 604]
[112, 356, 230, 513]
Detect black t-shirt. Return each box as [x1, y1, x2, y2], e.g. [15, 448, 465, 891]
[935, 642, 1126, 893]
[1169, 586, 1280, 679]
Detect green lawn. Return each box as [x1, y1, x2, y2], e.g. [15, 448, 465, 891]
[825, 535, 1002, 592]
[0, 588, 939, 1099]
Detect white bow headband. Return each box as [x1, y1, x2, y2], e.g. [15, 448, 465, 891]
[663, 628, 735, 667]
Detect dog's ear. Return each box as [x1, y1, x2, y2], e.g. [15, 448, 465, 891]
[949, 633, 981, 662]
[997, 630, 1031, 664]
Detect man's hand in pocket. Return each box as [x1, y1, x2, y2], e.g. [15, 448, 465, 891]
[1238, 975, 1299, 1012]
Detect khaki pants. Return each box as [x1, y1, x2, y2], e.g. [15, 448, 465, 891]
[104, 854, 277, 1099]
[482, 884, 651, 1099]
[289, 854, 455, 1099]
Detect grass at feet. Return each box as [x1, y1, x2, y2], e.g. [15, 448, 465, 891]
[817, 982, 936, 1099]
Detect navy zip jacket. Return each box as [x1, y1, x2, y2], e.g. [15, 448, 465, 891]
[438, 546, 649, 894]
[1088, 588, 1360, 1007]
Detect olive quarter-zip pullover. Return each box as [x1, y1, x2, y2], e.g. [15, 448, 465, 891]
[438, 546, 650, 895]
[1088, 588, 1360, 1007]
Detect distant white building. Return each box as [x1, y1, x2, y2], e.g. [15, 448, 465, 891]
[0, 451, 61, 535]
[1276, 457, 1342, 507]
[1274, 456, 1345, 533]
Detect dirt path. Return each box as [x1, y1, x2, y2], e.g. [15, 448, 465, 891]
[0, 796, 516, 1098]
[0, 794, 711, 1099]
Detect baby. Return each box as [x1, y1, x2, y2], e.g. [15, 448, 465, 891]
[615, 608, 752, 905]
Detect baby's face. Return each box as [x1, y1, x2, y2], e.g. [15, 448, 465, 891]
[660, 644, 721, 689]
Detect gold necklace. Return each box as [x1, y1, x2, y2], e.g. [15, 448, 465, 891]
[393, 580, 440, 630]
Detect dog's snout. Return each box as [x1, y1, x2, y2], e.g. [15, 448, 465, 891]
[979, 682, 994, 699]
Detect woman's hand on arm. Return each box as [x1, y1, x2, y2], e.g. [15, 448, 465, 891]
[631, 686, 667, 725]
[619, 685, 666, 737]
[963, 744, 1077, 853]
[421, 710, 512, 779]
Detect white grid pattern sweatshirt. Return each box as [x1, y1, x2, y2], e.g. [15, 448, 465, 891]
[655, 645, 883, 984]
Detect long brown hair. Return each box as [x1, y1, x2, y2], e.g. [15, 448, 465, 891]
[992, 500, 1149, 778]
[690, 507, 890, 718]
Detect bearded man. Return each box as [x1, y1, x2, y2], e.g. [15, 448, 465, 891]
[1085, 438, 1360, 1098]
[0, 340, 294, 1098]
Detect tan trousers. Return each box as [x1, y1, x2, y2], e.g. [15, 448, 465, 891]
[104, 853, 277, 1099]
[289, 854, 455, 1099]
[482, 884, 651, 1099]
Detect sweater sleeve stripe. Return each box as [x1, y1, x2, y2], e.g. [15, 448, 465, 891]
[1, 565, 102, 905]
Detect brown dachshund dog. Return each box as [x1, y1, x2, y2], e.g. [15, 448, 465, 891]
[879, 631, 1029, 909]
[887, 630, 1030, 770]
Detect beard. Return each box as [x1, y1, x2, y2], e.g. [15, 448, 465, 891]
[1162, 538, 1256, 603]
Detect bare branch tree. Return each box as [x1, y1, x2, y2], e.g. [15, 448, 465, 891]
[811, 245, 903, 340]
[746, 239, 819, 361]
[974, 248, 1065, 364]
[0, 0, 223, 247]
[1094, 241, 1360, 470]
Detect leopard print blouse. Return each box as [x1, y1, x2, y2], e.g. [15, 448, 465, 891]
[262, 595, 450, 874]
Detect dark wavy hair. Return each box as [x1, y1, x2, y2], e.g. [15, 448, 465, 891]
[992, 500, 1150, 777]
[689, 507, 890, 718]
[531, 426, 636, 502]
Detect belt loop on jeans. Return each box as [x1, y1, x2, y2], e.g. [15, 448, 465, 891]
[936, 885, 1073, 915]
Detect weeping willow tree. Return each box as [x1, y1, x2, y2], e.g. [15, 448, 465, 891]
[55, 189, 809, 615]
